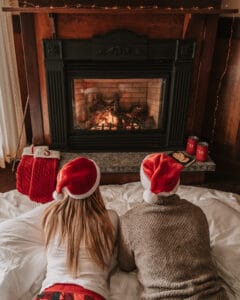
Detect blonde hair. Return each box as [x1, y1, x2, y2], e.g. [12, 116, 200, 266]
[41, 187, 115, 278]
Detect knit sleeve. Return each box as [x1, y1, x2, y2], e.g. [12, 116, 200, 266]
[117, 216, 136, 272]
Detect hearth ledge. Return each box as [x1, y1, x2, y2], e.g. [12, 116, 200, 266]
[60, 152, 215, 173]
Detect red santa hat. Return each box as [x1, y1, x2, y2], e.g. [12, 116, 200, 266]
[140, 153, 183, 204]
[53, 157, 100, 200]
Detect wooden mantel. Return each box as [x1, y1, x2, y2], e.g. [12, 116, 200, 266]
[2, 6, 238, 15]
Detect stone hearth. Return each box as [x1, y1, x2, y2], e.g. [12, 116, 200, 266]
[60, 152, 216, 173]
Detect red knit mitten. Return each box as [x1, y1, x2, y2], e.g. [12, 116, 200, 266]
[29, 148, 60, 203]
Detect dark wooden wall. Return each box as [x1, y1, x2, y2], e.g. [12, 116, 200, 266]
[204, 17, 240, 174]
[12, 15, 31, 140]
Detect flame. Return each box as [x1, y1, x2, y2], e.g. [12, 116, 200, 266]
[90, 109, 140, 130]
[91, 110, 118, 130]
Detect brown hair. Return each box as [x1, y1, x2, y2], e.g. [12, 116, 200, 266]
[41, 187, 115, 278]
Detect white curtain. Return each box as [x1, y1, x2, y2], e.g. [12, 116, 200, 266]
[0, 0, 26, 168]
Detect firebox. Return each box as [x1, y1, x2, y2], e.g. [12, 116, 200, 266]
[72, 78, 165, 131]
[43, 30, 195, 151]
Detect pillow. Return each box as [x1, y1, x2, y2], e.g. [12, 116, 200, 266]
[0, 189, 38, 223]
[0, 204, 49, 300]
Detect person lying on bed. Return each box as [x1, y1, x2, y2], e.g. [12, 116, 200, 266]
[36, 157, 119, 300]
[118, 153, 228, 300]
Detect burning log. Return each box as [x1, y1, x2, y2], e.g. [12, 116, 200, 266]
[87, 92, 150, 130]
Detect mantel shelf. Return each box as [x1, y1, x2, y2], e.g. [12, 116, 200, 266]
[2, 6, 239, 15]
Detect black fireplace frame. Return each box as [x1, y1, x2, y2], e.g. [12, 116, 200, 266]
[43, 30, 195, 151]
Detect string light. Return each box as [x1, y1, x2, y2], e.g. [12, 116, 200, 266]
[8, 1, 236, 12]
[211, 14, 235, 143]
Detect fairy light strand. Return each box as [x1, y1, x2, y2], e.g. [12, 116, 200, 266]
[14, 1, 217, 11]
[211, 14, 235, 144]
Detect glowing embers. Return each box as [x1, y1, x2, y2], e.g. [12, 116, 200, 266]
[91, 108, 118, 130]
[89, 93, 149, 130]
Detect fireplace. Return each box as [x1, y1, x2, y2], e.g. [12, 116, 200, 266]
[43, 30, 195, 151]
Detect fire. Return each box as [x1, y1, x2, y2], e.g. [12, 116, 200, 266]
[91, 110, 118, 130]
[90, 109, 140, 130]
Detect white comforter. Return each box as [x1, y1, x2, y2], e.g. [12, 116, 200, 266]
[0, 183, 240, 300]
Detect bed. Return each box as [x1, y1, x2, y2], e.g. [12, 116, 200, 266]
[0, 182, 239, 300]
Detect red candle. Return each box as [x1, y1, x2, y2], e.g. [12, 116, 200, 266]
[196, 142, 209, 162]
[186, 136, 199, 155]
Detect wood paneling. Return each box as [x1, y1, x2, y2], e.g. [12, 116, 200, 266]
[184, 14, 219, 137]
[12, 15, 32, 142]
[20, 13, 44, 145]
[204, 17, 240, 172]
[214, 40, 240, 146]
[56, 14, 184, 39]
[34, 13, 53, 144]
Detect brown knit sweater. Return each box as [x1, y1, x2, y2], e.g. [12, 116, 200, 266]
[118, 195, 228, 300]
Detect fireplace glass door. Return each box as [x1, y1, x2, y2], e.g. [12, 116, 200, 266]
[72, 78, 166, 132]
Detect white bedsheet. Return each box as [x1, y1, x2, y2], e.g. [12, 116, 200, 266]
[0, 183, 239, 300]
